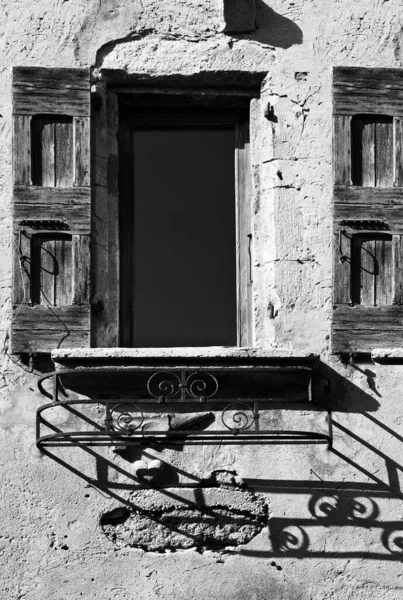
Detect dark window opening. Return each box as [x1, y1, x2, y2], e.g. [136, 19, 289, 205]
[119, 108, 248, 348]
[133, 128, 236, 347]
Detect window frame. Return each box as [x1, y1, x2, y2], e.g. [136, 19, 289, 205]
[117, 102, 253, 348]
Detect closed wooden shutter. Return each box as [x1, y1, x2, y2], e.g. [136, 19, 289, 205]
[333, 67, 403, 352]
[12, 67, 91, 353]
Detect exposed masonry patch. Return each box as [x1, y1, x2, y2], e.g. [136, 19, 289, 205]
[100, 473, 268, 552]
[95, 33, 274, 81]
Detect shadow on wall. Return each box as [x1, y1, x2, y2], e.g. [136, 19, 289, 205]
[241, 476, 403, 560]
[316, 362, 381, 413]
[236, 0, 303, 49]
[37, 362, 403, 559]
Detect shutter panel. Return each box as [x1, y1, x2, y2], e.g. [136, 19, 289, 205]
[333, 67, 403, 352]
[12, 67, 91, 353]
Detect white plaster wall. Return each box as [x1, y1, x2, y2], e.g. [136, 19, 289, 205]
[1, 1, 403, 599]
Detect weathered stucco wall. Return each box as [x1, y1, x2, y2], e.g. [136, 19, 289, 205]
[2, 1, 403, 599]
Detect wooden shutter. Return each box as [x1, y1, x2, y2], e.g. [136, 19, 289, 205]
[12, 67, 91, 353]
[333, 67, 403, 352]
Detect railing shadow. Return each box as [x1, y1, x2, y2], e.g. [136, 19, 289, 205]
[35, 361, 403, 559]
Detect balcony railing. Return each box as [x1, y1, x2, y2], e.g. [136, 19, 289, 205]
[36, 351, 332, 450]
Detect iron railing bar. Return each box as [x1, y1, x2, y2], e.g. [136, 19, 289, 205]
[38, 438, 331, 448]
[37, 398, 324, 408]
[36, 428, 332, 437]
[37, 431, 331, 443]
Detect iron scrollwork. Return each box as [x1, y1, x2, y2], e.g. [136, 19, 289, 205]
[221, 402, 256, 433]
[36, 363, 332, 450]
[110, 403, 144, 434]
[147, 371, 218, 401]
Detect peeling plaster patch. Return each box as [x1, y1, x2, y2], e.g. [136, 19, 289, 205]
[100, 480, 267, 552]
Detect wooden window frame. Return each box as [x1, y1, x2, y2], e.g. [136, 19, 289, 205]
[118, 103, 253, 348]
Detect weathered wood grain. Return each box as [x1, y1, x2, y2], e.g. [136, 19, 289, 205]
[41, 119, 56, 186]
[31, 117, 74, 187]
[31, 118, 55, 186]
[13, 228, 31, 304]
[376, 236, 394, 305]
[13, 67, 90, 117]
[393, 235, 403, 305]
[333, 305, 403, 325]
[12, 305, 90, 351]
[13, 116, 31, 185]
[72, 235, 90, 304]
[395, 117, 403, 186]
[31, 234, 73, 306]
[351, 235, 393, 306]
[350, 116, 393, 187]
[334, 66, 403, 88]
[333, 228, 351, 304]
[362, 119, 376, 187]
[236, 119, 253, 347]
[334, 186, 403, 204]
[74, 117, 90, 187]
[334, 67, 403, 115]
[14, 187, 90, 234]
[334, 203, 403, 230]
[14, 206, 90, 234]
[12, 305, 90, 326]
[376, 119, 394, 187]
[334, 187, 403, 228]
[55, 120, 74, 187]
[351, 117, 375, 186]
[333, 116, 352, 185]
[332, 305, 403, 352]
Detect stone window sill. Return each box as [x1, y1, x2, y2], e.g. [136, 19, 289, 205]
[51, 347, 319, 369]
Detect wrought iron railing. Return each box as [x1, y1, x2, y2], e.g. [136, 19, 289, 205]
[36, 363, 332, 450]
